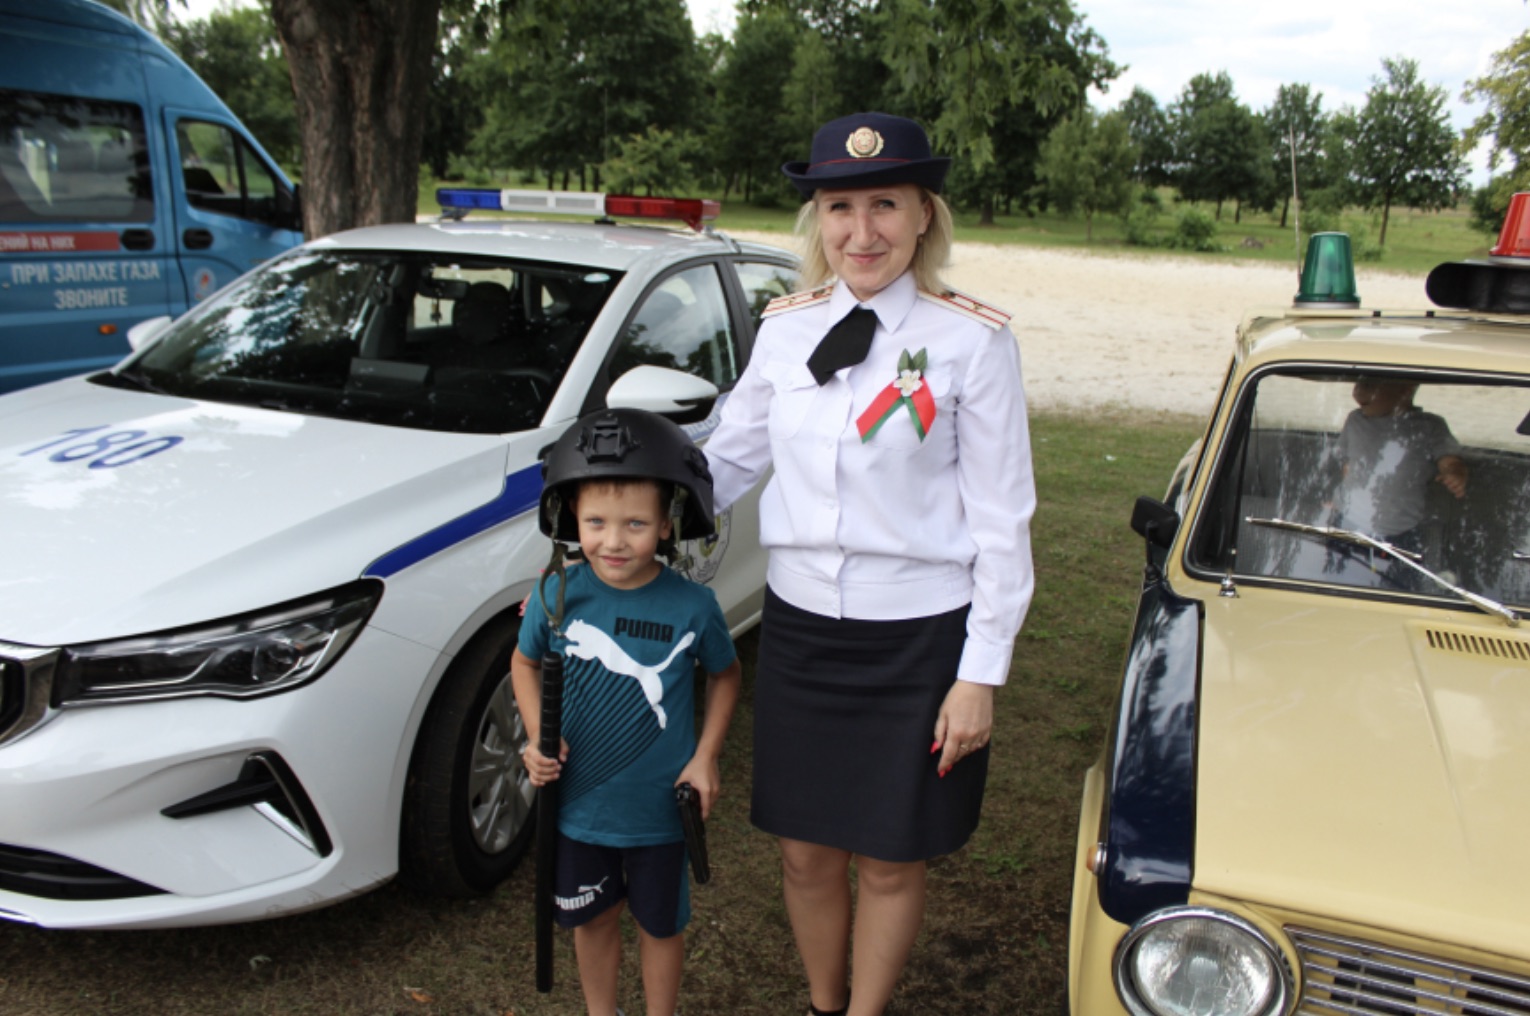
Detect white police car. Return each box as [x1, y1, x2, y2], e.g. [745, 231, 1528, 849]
[0, 190, 796, 928]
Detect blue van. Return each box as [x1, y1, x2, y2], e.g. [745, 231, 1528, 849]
[0, 0, 303, 393]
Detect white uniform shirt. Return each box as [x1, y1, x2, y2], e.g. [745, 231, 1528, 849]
[704, 270, 1036, 686]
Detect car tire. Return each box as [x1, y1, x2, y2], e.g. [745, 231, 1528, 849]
[399, 613, 536, 897]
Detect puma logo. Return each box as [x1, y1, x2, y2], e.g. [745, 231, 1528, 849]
[564, 618, 695, 730]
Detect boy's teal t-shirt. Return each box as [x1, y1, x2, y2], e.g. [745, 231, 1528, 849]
[519, 564, 736, 847]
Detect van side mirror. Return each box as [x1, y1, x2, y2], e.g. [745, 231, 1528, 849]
[275, 182, 303, 234]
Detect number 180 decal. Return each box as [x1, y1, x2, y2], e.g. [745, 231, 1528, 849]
[20, 426, 184, 469]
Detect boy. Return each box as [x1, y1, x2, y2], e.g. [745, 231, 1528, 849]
[512, 408, 741, 1016]
[1338, 378, 1467, 548]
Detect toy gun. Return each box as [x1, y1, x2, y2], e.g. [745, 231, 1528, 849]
[535, 649, 565, 992]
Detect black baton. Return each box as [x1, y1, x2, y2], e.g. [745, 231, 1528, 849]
[534, 649, 565, 993]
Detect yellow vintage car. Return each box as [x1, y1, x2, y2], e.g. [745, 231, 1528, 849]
[1068, 208, 1530, 1016]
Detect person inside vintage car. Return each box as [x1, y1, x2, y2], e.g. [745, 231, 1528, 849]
[1337, 377, 1469, 545]
[701, 112, 1036, 1016]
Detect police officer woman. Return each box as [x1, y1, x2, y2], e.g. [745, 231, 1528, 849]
[703, 113, 1036, 1016]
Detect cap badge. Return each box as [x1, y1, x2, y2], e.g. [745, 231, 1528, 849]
[846, 127, 885, 159]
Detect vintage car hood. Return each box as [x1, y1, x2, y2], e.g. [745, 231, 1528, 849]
[1193, 587, 1530, 959]
[0, 381, 513, 645]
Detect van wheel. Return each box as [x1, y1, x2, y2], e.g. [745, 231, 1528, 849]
[399, 615, 536, 897]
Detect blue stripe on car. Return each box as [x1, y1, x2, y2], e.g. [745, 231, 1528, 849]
[361, 407, 724, 580]
[1098, 577, 1200, 925]
[364, 464, 545, 579]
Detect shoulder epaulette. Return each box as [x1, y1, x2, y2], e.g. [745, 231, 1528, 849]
[919, 288, 1012, 330]
[763, 285, 833, 318]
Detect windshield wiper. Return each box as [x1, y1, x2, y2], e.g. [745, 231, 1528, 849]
[1246, 516, 1520, 627]
[102, 368, 172, 396]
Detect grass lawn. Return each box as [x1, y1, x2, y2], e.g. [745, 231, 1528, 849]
[421, 178, 1494, 277]
[0, 409, 1202, 1015]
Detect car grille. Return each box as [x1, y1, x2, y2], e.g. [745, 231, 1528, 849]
[0, 642, 59, 747]
[1291, 926, 1530, 1015]
[0, 657, 19, 735]
[0, 842, 166, 901]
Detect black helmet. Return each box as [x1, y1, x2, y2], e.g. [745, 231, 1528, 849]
[539, 408, 715, 543]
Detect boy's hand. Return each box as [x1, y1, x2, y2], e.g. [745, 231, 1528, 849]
[523, 738, 568, 788]
[1436, 455, 1468, 499]
[676, 758, 720, 819]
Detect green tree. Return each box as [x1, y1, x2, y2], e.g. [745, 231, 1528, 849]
[880, 0, 1118, 224]
[1262, 83, 1328, 229]
[475, 0, 704, 192]
[1169, 71, 1271, 221]
[164, 7, 300, 166]
[1462, 32, 1530, 232]
[1119, 86, 1173, 188]
[706, 7, 803, 201]
[602, 126, 696, 194]
[1332, 56, 1466, 246]
[1037, 107, 1136, 240]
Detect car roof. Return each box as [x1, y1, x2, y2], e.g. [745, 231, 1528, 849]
[305, 219, 794, 273]
[1236, 307, 1530, 378]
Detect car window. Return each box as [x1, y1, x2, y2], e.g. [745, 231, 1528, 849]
[733, 259, 799, 332]
[103, 250, 620, 434]
[1189, 369, 1530, 609]
[0, 87, 153, 223]
[609, 263, 739, 391]
[176, 120, 283, 226]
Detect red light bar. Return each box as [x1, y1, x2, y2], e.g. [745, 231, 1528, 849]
[604, 195, 720, 232]
[1491, 192, 1530, 258]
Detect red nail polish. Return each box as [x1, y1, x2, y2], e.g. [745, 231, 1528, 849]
[938, 767, 949, 778]
[930, 740, 941, 754]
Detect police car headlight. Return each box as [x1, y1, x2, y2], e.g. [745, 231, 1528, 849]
[1114, 907, 1292, 1016]
[53, 581, 382, 705]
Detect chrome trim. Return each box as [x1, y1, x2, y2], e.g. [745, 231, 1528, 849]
[1115, 906, 1295, 1016]
[0, 907, 38, 925]
[0, 641, 61, 748]
[1290, 926, 1530, 1015]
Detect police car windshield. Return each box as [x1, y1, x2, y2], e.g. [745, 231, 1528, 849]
[99, 250, 620, 434]
[1189, 368, 1530, 610]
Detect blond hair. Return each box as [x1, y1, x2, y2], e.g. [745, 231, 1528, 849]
[793, 188, 954, 295]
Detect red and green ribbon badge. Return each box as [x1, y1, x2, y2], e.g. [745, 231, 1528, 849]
[856, 348, 935, 443]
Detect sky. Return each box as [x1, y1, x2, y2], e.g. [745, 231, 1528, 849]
[185, 0, 1528, 183]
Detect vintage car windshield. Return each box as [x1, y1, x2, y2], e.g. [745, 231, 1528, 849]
[1189, 368, 1530, 610]
[95, 250, 621, 434]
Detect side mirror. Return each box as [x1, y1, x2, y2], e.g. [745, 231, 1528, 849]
[1131, 496, 1180, 550]
[275, 182, 303, 234]
[126, 315, 173, 351]
[606, 365, 719, 424]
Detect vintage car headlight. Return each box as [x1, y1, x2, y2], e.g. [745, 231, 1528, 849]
[1115, 907, 1293, 1016]
[53, 580, 382, 705]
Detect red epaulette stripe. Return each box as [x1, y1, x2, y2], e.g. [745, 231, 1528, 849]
[763, 286, 832, 318]
[919, 289, 1011, 329]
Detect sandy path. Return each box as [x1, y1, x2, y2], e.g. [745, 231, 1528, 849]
[729, 231, 1429, 418]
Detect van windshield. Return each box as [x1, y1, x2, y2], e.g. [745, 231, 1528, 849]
[98, 249, 620, 434]
[0, 88, 153, 223]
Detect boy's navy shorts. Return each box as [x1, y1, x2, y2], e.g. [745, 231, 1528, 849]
[553, 833, 690, 938]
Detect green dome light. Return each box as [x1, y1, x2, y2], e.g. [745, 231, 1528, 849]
[1295, 232, 1360, 308]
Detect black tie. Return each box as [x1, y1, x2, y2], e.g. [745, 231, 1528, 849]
[807, 306, 877, 385]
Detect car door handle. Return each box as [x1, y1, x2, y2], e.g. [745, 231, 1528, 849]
[120, 228, 155, 251]
[183, 228, 214, 250]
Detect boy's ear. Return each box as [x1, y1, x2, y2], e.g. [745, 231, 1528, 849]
[659, 516, 674, 540]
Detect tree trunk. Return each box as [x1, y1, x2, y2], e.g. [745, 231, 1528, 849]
[1085, 208, 1094, 242]
[1380, 200, 1392, 247]
[979, 195, 995, 226]
[270, 0, 442, 236]
[1279, 195, 1290, 229]
[1215, 198, 1224, 220]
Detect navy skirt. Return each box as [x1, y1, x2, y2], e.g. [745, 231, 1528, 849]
[750, 587, 988, 862]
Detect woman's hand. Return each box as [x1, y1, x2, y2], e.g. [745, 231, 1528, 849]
[933, 681, 994, 777]
[522, 738, 568, 788]
[676, 756, 721, 819]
